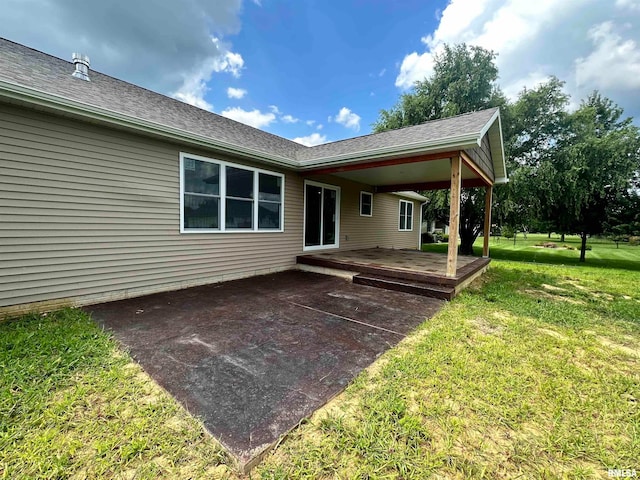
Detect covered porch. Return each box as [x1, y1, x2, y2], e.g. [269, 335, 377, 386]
[297, 108, 507, 299]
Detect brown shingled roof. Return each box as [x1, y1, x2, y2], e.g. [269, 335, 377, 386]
[0, 37, 504, 176]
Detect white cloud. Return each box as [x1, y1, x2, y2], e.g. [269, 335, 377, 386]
[281, 114, 299, 123]
[616, 0, 640, 11]
[0, 0, 245, 101]
[316, 124, 323, 130]
[292, 133, 328, 147]
[269, 105, 281, 114]
[210, 37, 244, 77]
[173, 37, 244, 110]
[332, 107, 361, 131]
[227, 87, 247, 99]
[575, 21, 640, 90]
[306, 120, 316, 126]
[394, 0, 640, 118]
[379, 68, 386, 77]
[396, 0, 564, 90]
[173, 75, 214, 111]
[220, 107, 276, 129]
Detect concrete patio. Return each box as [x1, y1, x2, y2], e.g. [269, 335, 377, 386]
[86, 270, 443, 471]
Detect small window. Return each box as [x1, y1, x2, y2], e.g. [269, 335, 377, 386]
[225, 166, 254, 229]
[399, 199, 413, 231]
[258, 173, 282, 229]
[183, 159, 220, 229]
[360, 191, 373, 217]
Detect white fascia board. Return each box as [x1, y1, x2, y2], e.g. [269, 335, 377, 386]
[478, 108, 501, 140]
[481, 109, 508, 181]
[0, 79, 299, 169]
[391, 191, 428, 201]
[297, 134, 481, 169]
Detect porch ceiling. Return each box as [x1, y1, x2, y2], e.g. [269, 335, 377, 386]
[329, 157, 479, 187]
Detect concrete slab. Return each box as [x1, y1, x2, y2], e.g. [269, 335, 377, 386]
[86, 270, 443, 469]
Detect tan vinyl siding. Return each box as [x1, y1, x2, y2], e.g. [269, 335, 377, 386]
[464, 134, 494, 181]
[0, 104, 304, 314]
[303, 174, 420, 252]
[1, 104, 419, 315]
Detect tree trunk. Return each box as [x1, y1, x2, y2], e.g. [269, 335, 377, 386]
[561, 233, 565, 242]
[548, 232, 551, 239]
[579, 232, 587, 262]
[459, 228, 478, 255]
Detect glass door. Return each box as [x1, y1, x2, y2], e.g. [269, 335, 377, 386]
[304, 181, 340, 250]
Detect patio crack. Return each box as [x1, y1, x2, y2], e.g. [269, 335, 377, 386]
[286, 301, 404, 336]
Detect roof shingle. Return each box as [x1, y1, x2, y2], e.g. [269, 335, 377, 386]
[0, 37, 500, 166]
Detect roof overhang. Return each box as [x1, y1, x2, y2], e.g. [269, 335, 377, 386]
[0, 78, 508, 189]
[300, 110, 507, 191]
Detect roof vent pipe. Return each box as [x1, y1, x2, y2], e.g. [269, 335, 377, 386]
[71, 53, 90, 81]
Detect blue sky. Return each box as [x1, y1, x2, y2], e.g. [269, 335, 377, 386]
[218, 0, 447, 143]
[2, 0, 640, 144]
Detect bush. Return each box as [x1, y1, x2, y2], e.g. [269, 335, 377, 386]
[501, 226, 515, 239]
[422, 232, 436, 244]
[441, 234, 449, 243]
[630, 236, 640, 246]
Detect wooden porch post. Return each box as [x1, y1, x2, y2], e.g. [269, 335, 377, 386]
[446, 155, 462, 277]
[483, 185, 493, 258]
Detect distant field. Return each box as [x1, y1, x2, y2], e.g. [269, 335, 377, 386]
[422, 233, 640, 271]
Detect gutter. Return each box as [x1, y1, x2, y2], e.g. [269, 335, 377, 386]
[0, 79, 503, 175]
[297, 134, 480, 169]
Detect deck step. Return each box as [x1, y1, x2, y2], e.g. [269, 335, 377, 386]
[353, 274, 455, 300]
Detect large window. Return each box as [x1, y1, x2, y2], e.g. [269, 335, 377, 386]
[399, 199, 413, 231]
[360, 191, 373, 217]
[180, 153, 284, 233]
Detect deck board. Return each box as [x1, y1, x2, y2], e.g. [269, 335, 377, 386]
[297, 248, 490, 295]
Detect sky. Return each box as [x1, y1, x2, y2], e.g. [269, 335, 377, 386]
[1, 0, 639, 145]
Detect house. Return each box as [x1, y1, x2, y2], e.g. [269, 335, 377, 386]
[0, 38, 507, 318]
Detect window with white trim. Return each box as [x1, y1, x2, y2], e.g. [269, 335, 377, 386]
[360, 191, 373, 217]
[180, 154, 284, 233]
[399, 199, 413, 231]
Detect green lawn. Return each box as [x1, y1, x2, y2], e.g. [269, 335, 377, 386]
[2, 256, 639, 478]
[423, 233, 640, 271]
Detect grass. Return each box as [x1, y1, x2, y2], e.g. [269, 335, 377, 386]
[0, 309, 233, 479]
[2, 256, 639, 478]
[258, 261, 639, 479]
[422, 233, 640, 271]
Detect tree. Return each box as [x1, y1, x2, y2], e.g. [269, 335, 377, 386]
[540, 93, 640, 261]
[374, 44, 505, 255]
[495, 77, 571, 236]
[374, 44, 502, 130]
[604, 191, 640, 246]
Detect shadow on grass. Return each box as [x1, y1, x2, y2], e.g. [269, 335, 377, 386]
[422, 243, 640, 272]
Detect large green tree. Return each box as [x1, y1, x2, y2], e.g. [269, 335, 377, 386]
[374, 44, 505, 254]
[495, 77, 571, 235]
[540, 93, 640, 261]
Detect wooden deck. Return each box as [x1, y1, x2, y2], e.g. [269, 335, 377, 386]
[297, 248, 490, 300]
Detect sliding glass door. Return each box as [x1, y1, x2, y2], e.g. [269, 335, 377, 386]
[304, 181, 340, 250]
